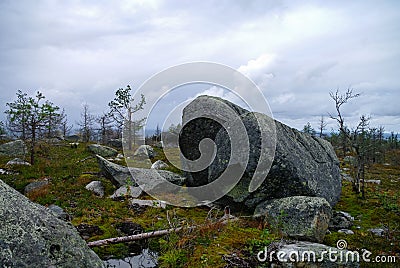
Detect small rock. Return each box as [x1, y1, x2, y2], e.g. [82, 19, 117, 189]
[151, 160, 168, 170]
[338, 229, 354, 235]
[0, 140, 27, 157]
[361, 179, 381, 185]
[6, 158, 31, 166]
[24, 179, 49, 194]
[134, 145, 156, 159]
[329, 211, 354, 231]
[110, 186, 143, 200]
[116, 153, 124, 159]
[130, 199, 166, 209]
[47, 204, 70, 221]
[85, 181, 105, 197]
[369, 228, 386, 237]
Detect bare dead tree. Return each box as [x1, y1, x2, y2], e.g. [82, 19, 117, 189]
[318, 116, 328, 138]
[329, 88, 360, 157]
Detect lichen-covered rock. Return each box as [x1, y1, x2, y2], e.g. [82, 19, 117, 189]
[180, 96, 341, 212]
[0, 140, 27, 157]
[254, 196, 332, 242]
[88, 144, 118, 158]
[0, 179, 104, 267]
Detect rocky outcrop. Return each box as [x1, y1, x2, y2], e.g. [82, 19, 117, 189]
[0, 140, 27, 157]
[0, 179, 104, 267]
[179, 96, 341, 212]
[254, 196, 332, 242]
[96, 155, 186, 190]
[85, 181, 105, 197]
[87, 144, 118, 158]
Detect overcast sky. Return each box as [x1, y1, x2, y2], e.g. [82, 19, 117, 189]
[1, 0, 399, 134]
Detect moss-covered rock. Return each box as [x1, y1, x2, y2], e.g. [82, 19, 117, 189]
[254, 196, 332, 243]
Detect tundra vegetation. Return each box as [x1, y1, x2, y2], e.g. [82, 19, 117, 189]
[0, 88, 399, 267]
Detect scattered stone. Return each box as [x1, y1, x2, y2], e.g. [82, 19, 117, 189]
[368, 228, 386, 237]
[48, 204, 71, 221]
[116, 153, 124, 159]
[338, 229, 354, 235]
[0, 179, 104, 267]
[85, 181, 105, 197]
[329, 211, 354, 231]
[265, 240, 360, 267]
[134, 145, 156, 159]
[110, 186, 143, 200]
[116, 222, 143, 235]
[0, 140, 27, 157]
[130, 199, 167, 209]
[180, 96, 341, 212]
[361, 179, 381, 185]
[254, 196, 332, 243]
[87, 144, 118, 158]
[24, 179, 49, 195]
[151, 160, 168, 170]
[76, 224, 104, 240]
[6, 158, 31, 166]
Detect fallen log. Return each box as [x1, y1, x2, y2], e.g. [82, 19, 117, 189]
[87, 215, 237, 247]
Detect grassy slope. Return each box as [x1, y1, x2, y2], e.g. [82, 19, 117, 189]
[0, 140, 399, 267]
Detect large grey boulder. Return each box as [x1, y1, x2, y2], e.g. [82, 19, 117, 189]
[179, 96, 341, 212]
[87, 144, 118, 158]
[0, 179, 104, 267]
[0, 140, 27, 157]
[254, 196, 332, 243]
